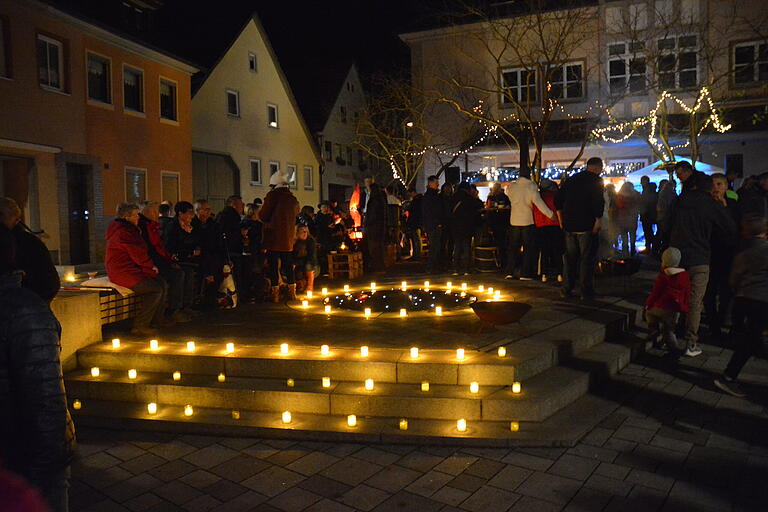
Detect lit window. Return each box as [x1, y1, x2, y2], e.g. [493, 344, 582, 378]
[500, 67, 537, 104]
[249, 158, 261, 185]
[226, 89, 240, 117]
[37, 34, 64, 90]
[87, 53, 111, 103]
[303, 165, 313, 190]
[248, 52, 257, 73]
[267, 103, 278, 128]
[123, 65, 143, 112]
[160, 78, 177, 121]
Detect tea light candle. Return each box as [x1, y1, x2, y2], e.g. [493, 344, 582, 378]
[410, 347, 419, 359]
[128, 369, 137, 379]
[347, 414, 357, 427]
[399, 308, 407, 317]
[324, 305, 332, 314]
[457, 418, 467, 432]
[478, 285, 485, 292]
[282, 411, 292, 424]
[364, 307, 372, 318]
[184, 405, 193, 416]
[217, 373, 226, 383]
[401, 281, 407, 288]
[498, 346, 507, 357]
[446, 281, 452, 289]
[302, 300, 309, 308]
[149, 339, 159, 350]
[173, 371, 181, 381]
[90, 367, 100, 377]
[321, 287, 328, 296]
[424, 280, 430, 288]
[147, 402, 157, 414]
[287, 378, 295, 387]
[365, 378, 374, 391]
[470, 381, 479, 393]
[461, 282, 467, 290]
[487, 287, 494, 295]
[226, 342, 235, 353]
[421, 381, 430, 391]
[360, 346, 369, 357]
[370, 282, 376, 290]
[231, 410, 240, 420]
[399, 418, 409, 430]
[321, 344, 330, 355]
[322, 377, 331, 388]
[307, 290, 313, 298]
[435, 306, 443, 316]
[344, 284, 350, 292]
[494, 290, 501, 300]
[280, 343, 289, 354]
[186, 341, 195, 352]
[456, 348, 465, 360]
[72, 399, 82, 410]
[512, 382, 522, 394]
[111, 338, 121, 349]
[510, 421, 520, 432]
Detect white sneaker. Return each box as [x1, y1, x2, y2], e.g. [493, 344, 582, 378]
[685, 345, 703, 357]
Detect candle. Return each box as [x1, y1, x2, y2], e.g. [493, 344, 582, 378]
[324, 305, 332, 314]
[365, 378, 374, 391]
[494, 290, 501, 300]
[457, 418, 467, 432]
[446, 281, 452, 289]
[401, 281, 407, 288]
[435, 306, 443, 316]
[424, 281, 430, 288]
[302, 300, 309, 308]
[321, 287, 328, 296]
[90, 367, 100, 377]
[399, 308, 407, 317]
[399, 418, 408, 430]
[173, 371, 181, 381]
[512, 382, 522, 394]
[347, 414, 357, 427]
[487, 287, 494, 295]
[370, 282, 376, 289]
[307, 290, 313, 298]
[226, 342, 235, 353]
[344, 284, 350, 292]
[218, 373, 226, 383]
[498, 346, 507, 357]
[128, 369, 137, 380]
[478, 285, 485, 292]
[111, 338, 121, 349]
[282, 411, 292, 424]
[461, 283, 467, 290]
[421, 381, 429, 392]
[280, 343, 289, 354]
[147, 403, 157, 414]
[360, 346, 369, 357]
[287, 378, 295, 387]
[321, 344, 330, 355]
[231, 410, 240, 420]
[322, 377, 331, 388]
[186, 341, 195, 352]
[149, 339, 159, 350]
[72, 399, 82, 410]
[184, 405, 193, 417]
[410, 347, 419, 359]
[470, 382, 479, 393]
[364, 307, 371, 318]
[510, 421, 520, 432]
[456, 348, 465, 360]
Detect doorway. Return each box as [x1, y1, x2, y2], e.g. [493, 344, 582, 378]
[66, 163, 92, 264]
[192, 151, 240, 212]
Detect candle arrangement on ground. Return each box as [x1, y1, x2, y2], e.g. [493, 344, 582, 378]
[323, 286, 477, 313]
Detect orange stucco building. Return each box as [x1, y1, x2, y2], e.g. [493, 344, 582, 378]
[0, 0, 196, 264]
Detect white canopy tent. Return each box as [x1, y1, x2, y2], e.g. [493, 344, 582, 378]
[624, 157, 723, 186]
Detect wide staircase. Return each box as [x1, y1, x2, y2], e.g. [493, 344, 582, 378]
[65, 295, 644, 447]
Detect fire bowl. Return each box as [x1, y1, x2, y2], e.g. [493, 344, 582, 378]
[325, 288, 477, 312]
[470, 301, 532, 325]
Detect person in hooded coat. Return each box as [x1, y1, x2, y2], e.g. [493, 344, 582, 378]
[259, 172, 300, 302]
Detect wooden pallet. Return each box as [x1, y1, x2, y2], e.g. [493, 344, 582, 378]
[328, 251, 364, 279]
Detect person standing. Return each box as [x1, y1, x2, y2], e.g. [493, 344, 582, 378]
[449, 182, 483, 275]
[533, 179, 564, 283]
[614, 182, 640, 258]
[555, 157, 606, 300]
[259, 172, 300, 302]
[486, 182, 511, 269]
[639, 176, 659, 254]
[421, 175, 446, 274]
[216, 195, 246, 304]
[714, 217, 768, 397]
[656, 178, 677, 249]
[364, 182, 387, 273]
[505, 168, 553, 280]
[404, 188, 423, 260]
[0, 226, 76, 512]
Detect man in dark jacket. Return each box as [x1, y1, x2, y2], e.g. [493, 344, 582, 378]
[421, 175, 446, 273]
[669, 170, 737, 356]
[449, 182, 483, 275]
[216, 195, 246, 303]
[555, 157, 605, 300]
[486, 182, 511, 268]
[639, 176, 658, 254]
[364, 183, 387, 273]
[0, 197, 60, 303]
[192, 200, 223, 307]
[0, 226, 76, 512]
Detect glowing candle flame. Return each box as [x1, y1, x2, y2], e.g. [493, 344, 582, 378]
[370, 282, 376, 290]
[281, 343, 289, 354]
[512, 382, 522, 394]
[173, 371, 181, 381]
[401, 281, 407, 288]
[282, 411, 292, 424]
[424, 281, 430, 288]
[112, 338, 121, 349]
[399, 418, 409, 430]
[461, 283, 467, 290]
[498, 346, 507, 357]
[218, 373, 226, 383]
[186, 341, 195, 352]
[435, 306, 443, 316]
[510, 421, 520, 432]
[365, 378, 374, 390]
[306, 290, 313, 298]
[302, 300, 309, 308]
[344, 284, 350, 292]
[399, 308, 407, 317]
[410, 347, 419, 359]
[457, 418, 467, 432]
[226, 342, 235, 353]
[149, 339, 159, 350]
[478, 285, 485, 292]
[90, 367, 100, 377]
[421, 381, 429, 391]
[446, 281, 452, 289]
[364, 308, 371, 318]
[321, 344, 330, 355]
[470, 382, 479, 393]
[128, 369, 137, 379]
[73, 399, 82, 410]
[147, 402, 157, 414]
[322, 288, 328, 296]
[231, 410, 240, 420]
[456, 348, 465, 360]
[322, 377, 331, 388]
[287, 378, 295, 387]
[347, 414, 357, 427]
[324, 305, 332, 314]
[360, 346, 369, 357]
[184, 405, 193, 416]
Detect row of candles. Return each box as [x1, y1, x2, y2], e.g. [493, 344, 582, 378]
[308, 281, 494, 297]
[69, 399, 520, 433]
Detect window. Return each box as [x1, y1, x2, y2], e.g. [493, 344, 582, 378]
[269, 161, 280, 177]
[248, 52, 257, 73]
[159, 78, 177, 121]
[324, 141, 332, 161]
[549, 62, 584, 100]
[123, 65, 143, 112]
[500, 67, 537, 104]
[267, 103, 278, 128]
[303, 165, 314, 190]
[87, 52, 111, 103]
[226, 89, 240, 117]
[249, 158, 262, 185]
[161, 172, 179, 205]
[0, 17, 10, 78]
[286, 163, 297, 188]
[125, 168, 146, 203]
[608, 41, 646, 95]
[37, 34, 64, 90]
[734, 41, 768, 85]
[657, 35, 698, 90]
[340, 105, 347, 123]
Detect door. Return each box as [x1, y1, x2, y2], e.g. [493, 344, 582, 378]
[192, 151, 239, 212]
[66, 163, 92, 264]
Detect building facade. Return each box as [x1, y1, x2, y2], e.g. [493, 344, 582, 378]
[191, 15, 321, 211]
[0, 0, 196, 264]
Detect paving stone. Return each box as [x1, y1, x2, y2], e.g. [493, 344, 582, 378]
[79, 498, 132, 512]
[365, 465, 422, 493]
[78, 451, 124, 470]
[404, 469, 453, 497]
[152, 480, 203, 506]
[613, 451, 659, 472]
[460, 485, 520, 512]
[370, 490, 444, 512]
[599, 413, 628, 430]
[432, 453, 478, 475]
[177, 435, 221, 449]
[430, 485, 470, 506]
[509, 495, 562, 511]
[623, 416, 662, 431]
[106, 443, 147, 462]
[102, 473, 164, 503]
[182, 445, 240, 470]
[70, 487, 109, 511]
[148, 459, 198, 483]
[613, 426, 655, 444]
[624, 468, 674, 493]
[657, 425, 710, 446]
[339, 484, 390, 511]
[464, 458, 505, 479]
[594, 462, 631, 481]
[267, 486, 323, 512]
[516, 471, 581, 505]
[562, 487, 612, 512]
[446, 473, 486, 493]
[626, 485, 667, 509]
[650, 435, 693, 454]
[267, 448, 313, 466]
[148, 441, 198, 461]
[304, 499, 356, 512]
[351, 447, 402, 466]
[632, 444, 687, 468]
[285, 451, 341, 476]
[182, 494, 221, 512]
[179, 470, 221, 490]
[583, 474, 632, 497]
[207, 454, 271, 483]
[216, 438, 258, 451]
[487, 465, 532, 491]
[324, 443, 365, 458]
[567, 444, 618, 463]
[122, 492, 164, 512]
[242, 443, 280, 460]
[298, 475, 353, 500]
[665, 480, 733, 512]
[581, 427, 614, 447]
[500, 451, 553, 471]
[460, 447, 510, 461]
[395, 451, 445, 472]
[241, 466, 305, 497]
[202, 479, 248, 502]
[209, 490, 268, 512]
[320, 457, 383, 486]
[77, 465, 135, 490]
[518, 447, 567, 460]
[603, 438, 637, 453]
[120, 453, 168, 475]
[548, 454, 599, 481]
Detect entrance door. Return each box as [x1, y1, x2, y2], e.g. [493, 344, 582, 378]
[66, 163, 92, 264]
[192, 151, 239, 212]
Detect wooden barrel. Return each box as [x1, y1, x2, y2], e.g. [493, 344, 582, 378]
[474, 246, 498, 272]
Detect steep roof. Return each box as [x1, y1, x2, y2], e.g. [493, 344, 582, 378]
[290, 60, 355, 135]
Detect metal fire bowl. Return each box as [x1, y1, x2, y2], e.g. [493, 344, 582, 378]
[470, 301, 532, 325]
[326, 288, 477, 312]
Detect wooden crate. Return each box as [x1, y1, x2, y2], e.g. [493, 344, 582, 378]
[328, 251, 364, 279]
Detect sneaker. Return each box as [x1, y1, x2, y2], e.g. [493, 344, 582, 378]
[505, 274, 515, 280]
[519, 276, 534, 281]
[714, 376, 747, 398]
[684, 345, 703, 357]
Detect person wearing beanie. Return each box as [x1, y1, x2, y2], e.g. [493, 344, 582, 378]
[644, 247, 691, 354]
[259, 172, 300, 302]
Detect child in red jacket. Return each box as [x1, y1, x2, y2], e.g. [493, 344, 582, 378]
[645, 247, 691, 353]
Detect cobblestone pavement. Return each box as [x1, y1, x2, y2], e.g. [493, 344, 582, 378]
[69, 339, 768, 512]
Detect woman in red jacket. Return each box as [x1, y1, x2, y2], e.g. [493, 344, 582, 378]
[105, 203, 168, 336]
[645, 247, 692, 355]
[533, 179, 564, 283]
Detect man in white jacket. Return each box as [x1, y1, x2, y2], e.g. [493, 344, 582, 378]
[504, 168, 553, 280]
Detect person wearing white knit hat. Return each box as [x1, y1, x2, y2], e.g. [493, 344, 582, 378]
[259, 171, 299, 301]
[269, 171, 289, 188]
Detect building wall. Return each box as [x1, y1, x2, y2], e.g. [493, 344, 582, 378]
[192, 18, 321, 209]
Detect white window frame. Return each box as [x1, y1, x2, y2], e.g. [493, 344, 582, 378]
[286, 163, 297, 189]
[269, 161, 280, 177]
[733, 40, 768, 86]
[267, 102, 278, 128]
[160, 170, 180, 204]
[122, 63, 145, 115]
[226, 88, 240, 117]
[657, 34, 699, 91]
[607, 41, 647, 96]
[606, 158, 648, 176]
[548, 62, 584, 100]
[159, 76, 178, 124]
[248, 52, 257, 73]
[500, 66, 537, 104]
[303, 165, 314, 190]
[249, 158, 262, 186]
[86, 50, 112, 106]
[37, 34, 64, 91]
[124, 167, 147, 203]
